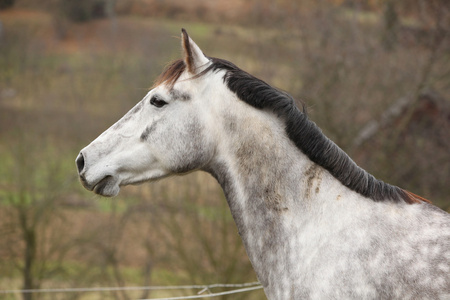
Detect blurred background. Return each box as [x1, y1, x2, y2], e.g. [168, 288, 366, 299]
[0, 0, 448, 299]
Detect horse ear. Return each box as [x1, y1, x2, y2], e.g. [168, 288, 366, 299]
[181, 28, 209, 74]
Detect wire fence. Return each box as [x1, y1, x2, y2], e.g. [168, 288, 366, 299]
[0, 282, 264, 300]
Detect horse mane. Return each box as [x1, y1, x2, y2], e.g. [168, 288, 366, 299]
[154, 57, 430, 205]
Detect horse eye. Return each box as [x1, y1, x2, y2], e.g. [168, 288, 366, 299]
[150, 96, 167, 108]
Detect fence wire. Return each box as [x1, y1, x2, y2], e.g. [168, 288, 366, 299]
[0, 281, 263, 299]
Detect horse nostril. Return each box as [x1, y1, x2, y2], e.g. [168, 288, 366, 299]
[76, 153, 85, 174]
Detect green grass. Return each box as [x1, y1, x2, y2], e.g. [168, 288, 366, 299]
[157, 18, 214, 38]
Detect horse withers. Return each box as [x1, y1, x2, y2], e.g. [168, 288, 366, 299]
[76, 29, 450, 300]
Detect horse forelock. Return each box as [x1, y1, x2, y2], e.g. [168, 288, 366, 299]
[153, 59, 186, 89]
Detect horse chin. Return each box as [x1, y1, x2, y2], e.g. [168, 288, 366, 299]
[92, 176, 120, 197]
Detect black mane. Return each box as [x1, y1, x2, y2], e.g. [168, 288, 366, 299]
[202, 57, 424, 204]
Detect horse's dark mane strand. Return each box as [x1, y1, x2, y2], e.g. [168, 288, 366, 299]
[156, 57, 428, 204]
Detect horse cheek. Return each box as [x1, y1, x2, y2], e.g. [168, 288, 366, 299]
[171, 118, 213, 173]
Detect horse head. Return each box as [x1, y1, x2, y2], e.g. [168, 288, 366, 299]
[76, 30, 222, 197]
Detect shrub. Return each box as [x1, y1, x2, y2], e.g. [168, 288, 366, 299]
[60, 0, 106, 22]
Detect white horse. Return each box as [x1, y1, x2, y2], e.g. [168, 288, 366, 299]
[77, 29, 450, 299]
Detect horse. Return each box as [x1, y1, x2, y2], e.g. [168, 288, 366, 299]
[76, 29, 450, 299]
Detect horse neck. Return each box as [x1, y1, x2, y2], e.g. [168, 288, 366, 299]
[205, 106, 363, 289]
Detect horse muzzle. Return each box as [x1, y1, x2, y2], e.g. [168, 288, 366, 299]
[76, 152, 120, 197]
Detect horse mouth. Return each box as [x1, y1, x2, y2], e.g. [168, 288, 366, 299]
[80, 175, 119, 197]
[93, 175, 114, 195]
